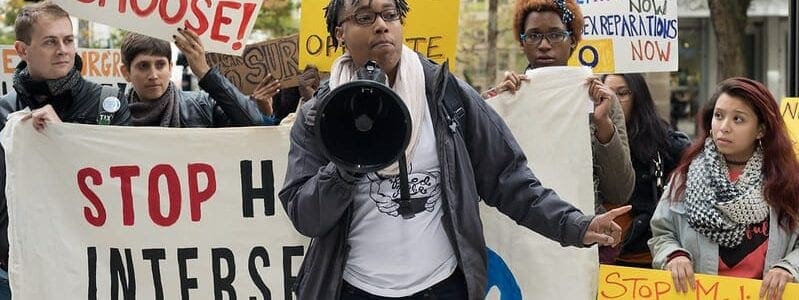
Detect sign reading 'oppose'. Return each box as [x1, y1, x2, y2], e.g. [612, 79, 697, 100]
[298, 0, 460, 72]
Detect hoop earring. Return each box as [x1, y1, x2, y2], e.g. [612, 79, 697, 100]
[758, 138, 763, 150]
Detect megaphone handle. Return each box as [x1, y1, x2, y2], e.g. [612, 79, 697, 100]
[398, 154, 413, 219]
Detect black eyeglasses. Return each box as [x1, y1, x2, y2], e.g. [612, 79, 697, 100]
[340, 8, 401, 26]
[520, 31, 572, 45]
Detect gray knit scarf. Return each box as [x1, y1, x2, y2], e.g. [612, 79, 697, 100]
[684, 138, 767, 247]
[128, 81, 181, 127]
[12, 60, 82, 112]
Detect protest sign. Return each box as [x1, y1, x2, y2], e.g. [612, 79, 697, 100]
[781, 97, 799, 156]
[54, 0, 263, 55]
[0, 46, 126, 95]
[298, 0, 459, 71]
[205, 35, 300, 94]
[569, 0, 679, 73]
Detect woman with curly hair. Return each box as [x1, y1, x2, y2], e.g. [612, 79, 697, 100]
[649, 78, 799, 299]
[486, 0, 634, 213]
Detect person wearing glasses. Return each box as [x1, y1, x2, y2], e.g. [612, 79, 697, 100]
[598, 73, 690, 267]
[279, 0, 632, 299]
[485, 0, 634, 215]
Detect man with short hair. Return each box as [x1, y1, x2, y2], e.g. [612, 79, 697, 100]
[120, 31, 263, 127]
[0, 2, 132, 297]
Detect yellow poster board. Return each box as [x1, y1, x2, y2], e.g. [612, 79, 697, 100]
[781, 97, 799, 157]
[599, 265, 799, 299]
[298, 0, 459, 72]
[568, 38, 616, 74]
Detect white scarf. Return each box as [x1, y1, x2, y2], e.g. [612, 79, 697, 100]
[329, 45, 427, 175]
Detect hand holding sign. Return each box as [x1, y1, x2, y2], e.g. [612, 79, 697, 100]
[665, 255, 694, 293]
[583, 205, 630, 247]
[174, 28, 210, 80]
[760, 267, 793, 300]
[20, 105, 62, 133]
[250, 73, 281, 116]
[587, 77, 616, 143]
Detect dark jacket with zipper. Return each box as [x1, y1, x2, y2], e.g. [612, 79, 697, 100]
[279, 54, 594, 300]
[126, 67, 263, 127]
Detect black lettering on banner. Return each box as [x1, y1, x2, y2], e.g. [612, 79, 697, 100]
[282, 246, 304, 300]
[249, 246, 272, 299]
[579, 45, 600, 68]
[110, 248, 136, 300]
[212, 248, 237, 299]
[178, 248, 199, 299]
[240, 160, 275, 218]
[142, 248, 167, 300]
[88, 247, 97, 300]
[305, 35, 323, 56]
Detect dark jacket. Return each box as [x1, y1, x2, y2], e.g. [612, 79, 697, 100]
[0, 60, 132, 265]
[621, 129, 690, 256]
[278, 55, 593, 300]
[126, 67, 263, 127]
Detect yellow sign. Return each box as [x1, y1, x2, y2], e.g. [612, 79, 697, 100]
[599, 265, 799, 299]
[781, 97, 799, 157]
[298, 0, 459, 72]
[568, 38, 615, 74]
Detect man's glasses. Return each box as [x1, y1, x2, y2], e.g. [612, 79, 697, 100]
[340, 9, 401, 26]
[520, 31, 572, 45]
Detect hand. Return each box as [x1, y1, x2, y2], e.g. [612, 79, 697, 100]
[298, 67, 320, 100]
[21, 104, 62, 132]
[174, 28, 210, 79]
[483, 71, 528, 98]
[584, 205, 631, 246]
[586, 77, 615, 143]
[251, 73, 280, 116]
[666, 255, 695, 293]
[760, 267, 793, 300]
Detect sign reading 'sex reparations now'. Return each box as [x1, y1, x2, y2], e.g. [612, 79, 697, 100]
[1, 116, 307, 299]
[569, 0, 678, 74]
[54, 0, 263, 55]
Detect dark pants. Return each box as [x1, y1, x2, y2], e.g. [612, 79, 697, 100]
[340, 269, 467, 300]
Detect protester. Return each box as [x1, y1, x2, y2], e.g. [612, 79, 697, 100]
[649, 78, 799, 299]
[486, 0, 633, 213]
[278, 0, 630, 299]
[598, 73, 690, 267]
[0, 2, 132, 298]
[256, 65, 322, 125]
[120, 31, 263, 127]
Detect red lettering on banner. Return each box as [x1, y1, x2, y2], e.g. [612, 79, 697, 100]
[187, 163, 215, 222]
[78, 168, 106, 227]
[159, 0, 187, 24]
[110, 166, 141, 226]
[186, 0, 211, 34]
[210, 1, 238, 44]
[233, 3, 257, 51]
[77, 164, 218, 227]
[148, 164, 182, 226]
[131, 0, 158, 17]
[101, 52, 111, 76]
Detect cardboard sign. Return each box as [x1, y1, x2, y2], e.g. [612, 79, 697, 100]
[569, 0, 679, 73]
[54, 0, 263, 55]
[781, 97, 799, 156]
[205, 34, 300, 95]
[298, 0, 459, 72]
[598, 265, 799, 299]
[0, 46, 126, 95]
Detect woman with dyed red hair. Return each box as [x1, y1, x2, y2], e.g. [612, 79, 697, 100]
[649, 78, 799, 299]
[485, 0, 634, 214]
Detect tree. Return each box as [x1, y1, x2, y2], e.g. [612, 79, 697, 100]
[254, 0, 299, 39]
[0, 0, 26, 45]
[485, 0, 498, 86]
[707, 0, 752, 79]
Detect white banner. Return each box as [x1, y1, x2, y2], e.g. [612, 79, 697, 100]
[53, 0, 263, 55]
[2, 118, 306, 299]
[3, 70, 597, 298]
[485, 66, 596, 299]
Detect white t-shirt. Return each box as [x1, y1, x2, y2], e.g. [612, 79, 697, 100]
[342, 102, 457, 297]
